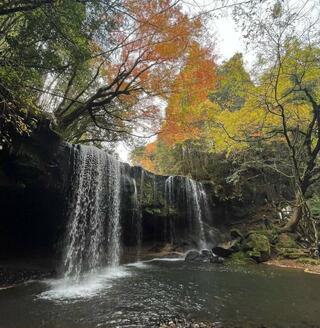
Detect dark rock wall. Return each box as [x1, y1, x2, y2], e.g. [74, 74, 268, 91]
[0, 126, 71, 260]
[0, 127, 231, 261]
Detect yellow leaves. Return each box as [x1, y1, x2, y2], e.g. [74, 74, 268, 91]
[133, 42, 320, 174]
[207, 88, 314, 155]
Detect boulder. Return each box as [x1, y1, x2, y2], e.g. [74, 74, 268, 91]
[212, 239, 240, 258]
[185, 249, 224, 264]
[230, 228, 244, 241]
[243, 233, 271, 262]
[185, 250, 201, 262]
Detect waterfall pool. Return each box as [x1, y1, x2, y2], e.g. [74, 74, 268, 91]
[0, 260, 319, 327]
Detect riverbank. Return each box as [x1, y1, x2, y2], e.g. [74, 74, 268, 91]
[266, 258, 320, 275]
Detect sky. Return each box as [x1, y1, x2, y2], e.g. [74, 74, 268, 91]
[116, 2, 249, 163]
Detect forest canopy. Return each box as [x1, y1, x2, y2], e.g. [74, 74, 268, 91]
[1, 0, 206, 146]
[1, 0, 320, 236]
[131, 0, 320, 235]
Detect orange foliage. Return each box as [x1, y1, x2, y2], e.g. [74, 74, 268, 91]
[113, 0, 202, 88]
[139, 158, 156, 172]
[98, 0, 205, 126]
[160, 42, 216, 145]
[132, 142, 157, 172]
[145, 142, 156, 155]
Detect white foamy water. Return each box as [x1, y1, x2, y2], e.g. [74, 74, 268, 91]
[125, 261, 150, 269]
[145, 257, 184, 262]
[39, 266, 130, 301]
[63, 145, 122, 280]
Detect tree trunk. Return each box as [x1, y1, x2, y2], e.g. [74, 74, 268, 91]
[56, 105, 87, 132]
[280, 205, 303, 233]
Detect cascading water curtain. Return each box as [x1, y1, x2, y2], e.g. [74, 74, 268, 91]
[184, 177, 208, 249]
[106, 155, 121, 267]
[63, 145, 122, 280]
[165, 176, 175, 244]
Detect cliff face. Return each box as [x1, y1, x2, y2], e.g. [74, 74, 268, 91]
[120, 164, 225, 251]
[0, 125, 71, 259]
[0, 125, 229, 263]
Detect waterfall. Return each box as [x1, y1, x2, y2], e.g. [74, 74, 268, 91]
[106, 156, 121, 267]
[165, 176, 174, 210]
[164, 175, 209, 248]
[132, 177, 143, 260]
[153, 175, 157, 205]
[184, 178, 208, 249]
[63, 145, 121, 280]
[165, 176, 175, 244]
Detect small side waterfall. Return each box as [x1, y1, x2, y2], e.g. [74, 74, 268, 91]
[165, 176, 174, 209]
[185, 178, 208, 249]
[165, 176, 175, 244]
[164, 175, 209, 249]
[63, 145, 121, 280]
[137, 171, 144, 258]
[106, 157, 121, 267]
[131, 175, 143, 260]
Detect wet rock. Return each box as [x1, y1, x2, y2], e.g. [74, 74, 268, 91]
[201, 249, 213, 258]
[212, 239, 240, 258]
[185, 250, 201, 262]
[184, 249, 222, 264]
[230, 228, 244, 241]
[0, 266, 55, 288]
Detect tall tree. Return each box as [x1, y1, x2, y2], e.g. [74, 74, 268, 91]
[218, 0, 320, 236]
[1, 0, 204, 147]
[160, 42, 216, 145]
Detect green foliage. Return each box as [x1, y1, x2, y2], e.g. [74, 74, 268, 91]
[209, 53, 253, 112]
[0, 0, 121, 145]
[296, 258, 320, 266]
[308, 195, 320, 218]
[0, 85, 40, 148]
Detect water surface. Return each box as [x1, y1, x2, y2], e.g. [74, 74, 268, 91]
[0, 261, 319, 327]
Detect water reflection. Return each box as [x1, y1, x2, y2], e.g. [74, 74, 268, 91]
[0, 261, 319, 327]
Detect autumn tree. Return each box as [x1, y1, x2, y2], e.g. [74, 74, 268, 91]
[209, 53, 252, 112]
[1, 0, 205, 148]
[131, 41, 217, 177]
[1, 0, 124, 147]
[215, 0, 320, 237]
[160, 42, 216, 145]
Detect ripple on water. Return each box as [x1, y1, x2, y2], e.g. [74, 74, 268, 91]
[125, 261, 150, 269]
[38, 266, 131, 302]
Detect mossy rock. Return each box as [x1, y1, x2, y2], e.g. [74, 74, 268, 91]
[277, 233, 298, 249]
[228, 251, 256, 265]
[243, 233, 271, 263]
[144, 207, 165, 216]
[247, 250, 262, 261]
